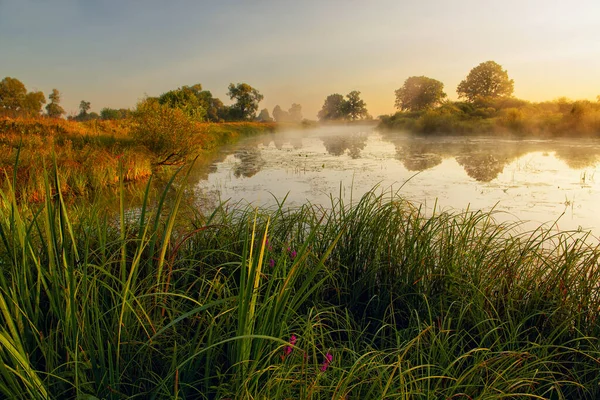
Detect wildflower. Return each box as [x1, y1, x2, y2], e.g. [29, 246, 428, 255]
[282, 334, 297, 359]
[290, 250, 297, 259]
[320, 352, 333, 372]
[269, 259, 275, 268]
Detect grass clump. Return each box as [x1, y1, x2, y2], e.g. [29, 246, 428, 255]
[1, 169, 600, 398]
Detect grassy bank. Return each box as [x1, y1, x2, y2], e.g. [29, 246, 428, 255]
[379, 97, 600, 136]
[1, 168, 600, 399]
[0, 117, 275, 202]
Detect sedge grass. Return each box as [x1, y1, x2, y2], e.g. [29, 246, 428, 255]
[0, 164, 600, 398]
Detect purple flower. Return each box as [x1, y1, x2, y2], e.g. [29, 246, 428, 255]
[320, 352, 333, 372]
[269, 259, 275, 268]
[290, 250, 297, 259]
[282, 335, 297, 359]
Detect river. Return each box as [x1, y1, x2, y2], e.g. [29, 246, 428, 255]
[191, 125, 600, 235]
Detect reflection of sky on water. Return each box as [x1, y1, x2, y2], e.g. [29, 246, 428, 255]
[194, 127, 600, 235]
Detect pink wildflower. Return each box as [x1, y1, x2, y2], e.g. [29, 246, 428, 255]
[320, 352, 333, 372]
[290, 250, 297, 259]
[282, 335, 297, 359]
[269, 259, 275, 268]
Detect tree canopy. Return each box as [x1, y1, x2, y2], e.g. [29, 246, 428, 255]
[395, 76, 446, 111]
[45, 89, 65, 118]
[342, 90, 369, 121]
[0, 77, 47, 116]
[318, 94, 345, 121]
[457, 61, 514, 103]
[227, 83, 263, 120]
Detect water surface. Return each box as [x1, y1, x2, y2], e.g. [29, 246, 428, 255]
[193, 125, 600, 235]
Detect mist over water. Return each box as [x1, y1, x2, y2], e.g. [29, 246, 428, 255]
[192, 125, 600, 235]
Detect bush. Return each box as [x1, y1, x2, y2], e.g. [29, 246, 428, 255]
[132, 98, 202, 165]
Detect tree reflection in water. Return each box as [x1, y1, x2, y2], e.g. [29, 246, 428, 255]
[321, 134, 368, 159]
[233, 148, 266, 178]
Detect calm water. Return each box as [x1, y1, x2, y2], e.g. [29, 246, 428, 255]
[192, 125, 600, 235]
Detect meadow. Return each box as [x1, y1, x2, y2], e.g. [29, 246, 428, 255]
[1, 158, 600, 398]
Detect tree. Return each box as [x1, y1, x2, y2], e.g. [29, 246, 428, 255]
[0, 77, 27, 112]
[23, 91, 46, 116]
[317, 94, 345, 121]
[100, 107, 130, 120]
[342, 90, 369, 121]
[132, 98, 200, 165]
[79, 100, 91, 115]
[272, 105, 289, 122]
[227, 83, 263, 120]
[158, 84, 208, 121]
[457, 61, 514, 103]
[46, 89, 65, 118]
[257, 108, 273, 122]
[395, 76, 446, 111]
[288, 103, 303, 122]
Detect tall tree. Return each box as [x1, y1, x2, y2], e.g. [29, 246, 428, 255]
[288, 103, 303, 122]
[158, 84, 207, 121]
[272, 105, 289, 122]
[0, 77, 27, 112]
[457, 61, 514, 103]
[342, 90, 369, 121]
[395, 76, 446, 111]
[317, 94, 345, 121]
[46, 89, 65, 118]
[79, 100, 91, 115]
[227, 83, 263, 120]
[23, 91, 46, 116]
[257, 108, 273, 122]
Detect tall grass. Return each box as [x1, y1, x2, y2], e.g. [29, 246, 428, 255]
[1, 166, 600, 398]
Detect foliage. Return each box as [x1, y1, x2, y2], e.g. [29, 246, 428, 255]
[257, 108, 273, 122]
[157, 83, 207, 121]
[227, 82, 264, 120]
[0, 77, 47, 117]
[342, 90, 369, 121]
[457, 60, 514, 102]
[288, 103, 303, 122]
[318, 93, 346, 121]
[1, 177, 600, 399]
[45, 89, 65, 118]
[100, 107, 131, 120]
[395, 75, 446, 111]
[132, 98, 202, 165]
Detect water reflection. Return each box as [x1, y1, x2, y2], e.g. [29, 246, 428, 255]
[192, 126, 600, 233]
[321, 134, 368, 159]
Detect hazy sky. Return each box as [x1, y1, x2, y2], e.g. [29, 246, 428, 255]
[1, 0, 599, 118]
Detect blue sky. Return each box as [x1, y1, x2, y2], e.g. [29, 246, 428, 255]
[1, 0, 599, 118]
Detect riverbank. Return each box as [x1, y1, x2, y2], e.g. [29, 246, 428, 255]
[378, 97, 600, 136]
[1, 172, 600, 398]
[0, 117, 275, 202]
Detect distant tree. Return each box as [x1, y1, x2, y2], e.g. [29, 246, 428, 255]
[272, 105, 289, 122]
[457, 61, 514, 103]
[0, 77, 27, 113]
[227, 83, 264, 120]
[257, 108, 273, 122]
[317, 94, 345, 121]
[100, 107, 130, 120]
[79, 100, 91, 115]
[342, 90, 369, 121]
[45, 89, 65, 118]
[395, 76, 446, 111]
[23, 91, 46, 116]
[288, 103, 303, 122]
[158, 84, 207, 121]
[206, 97, 227, 122]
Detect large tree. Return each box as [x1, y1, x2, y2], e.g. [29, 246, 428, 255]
[227, 83, 263, 120]
[0, 77, 27, 112]
[342, 90, 369, 121]
[317, 94, 345, 121]
[45, 89, 65, 118]
[395, 76, 446, 111]
[23, 91, 46, 116]
[288, 103, 303, 122]
[457, 61, 514, 102]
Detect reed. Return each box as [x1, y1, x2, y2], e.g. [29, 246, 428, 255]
[0, 166, 599, 398]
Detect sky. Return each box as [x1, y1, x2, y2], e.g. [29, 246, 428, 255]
[1, 0, 599, 119]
